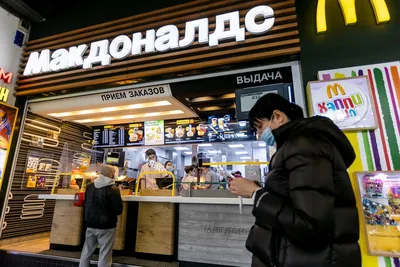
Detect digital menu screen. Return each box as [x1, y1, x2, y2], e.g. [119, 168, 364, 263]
[164, 119, 207, 144]
[144, 120, 164, 146]
[125, 123, 144, 146]
[93, 125, 125, 147]
[207, 115, 255, 142]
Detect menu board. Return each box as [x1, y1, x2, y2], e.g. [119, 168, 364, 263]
[207, 115, 255, 142]
[144, 120, 164, 146]
[125, 123, 144, 146]
[93, 125, 125, 147]
[164, 119, 207, 144]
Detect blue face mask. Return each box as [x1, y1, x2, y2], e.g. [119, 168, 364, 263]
[259, 118, 275, 146]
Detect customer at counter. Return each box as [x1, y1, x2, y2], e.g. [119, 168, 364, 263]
[203, 166, 220, 190]
[79, 165, 123, 267]
[139, 149, 166, 189]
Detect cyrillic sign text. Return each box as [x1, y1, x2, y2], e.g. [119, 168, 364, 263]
[24, 5, 275, 76]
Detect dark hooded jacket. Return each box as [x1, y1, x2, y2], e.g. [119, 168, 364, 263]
[246, 116, 361, 267]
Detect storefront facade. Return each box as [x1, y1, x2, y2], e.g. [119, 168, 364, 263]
[0, 1, 303, 266]
[0, 0, 399, 266]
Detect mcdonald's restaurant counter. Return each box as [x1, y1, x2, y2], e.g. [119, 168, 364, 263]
[38, 191, 255, 266]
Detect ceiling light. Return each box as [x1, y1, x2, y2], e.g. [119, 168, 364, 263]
[198, 144, 212, 147]
[74, 110, 184, 124]
[259, 143, 266, 147]
[240, 156, 252, 160]
[235, 151, 248, 155]
[229, 144, 244, 148]
[48, 100, 172, 118]
[208, 150, 222, 154]
[175, 147, 190, 151]
[184, 152, 192, 155]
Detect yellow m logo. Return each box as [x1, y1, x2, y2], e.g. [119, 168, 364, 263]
[316, 0, 391, 33]
[327, 83, 346, 99]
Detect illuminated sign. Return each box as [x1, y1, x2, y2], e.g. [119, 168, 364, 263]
[0, 68, 13, 84]
[0, 87, 10, 103]
[307, 76, 378, 131]
[316, 0, 391, 33]
[23, 5, 276, 76]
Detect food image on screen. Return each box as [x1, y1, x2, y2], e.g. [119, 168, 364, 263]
[144, 120, 164, 145]
[164, 119, 206, 144]
[175, 126, 185, 138]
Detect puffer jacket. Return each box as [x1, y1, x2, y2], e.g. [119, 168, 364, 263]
[246, 116, 361, 267]
[84, 176, 123, 229]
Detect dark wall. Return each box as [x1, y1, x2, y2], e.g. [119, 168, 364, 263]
[30, 0, 188, 40]
[296, 0, 400, 86]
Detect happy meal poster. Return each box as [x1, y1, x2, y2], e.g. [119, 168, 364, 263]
[307, 76, 378, 131]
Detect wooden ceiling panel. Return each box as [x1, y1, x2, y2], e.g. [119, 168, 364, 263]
[16, 0, 300, 97]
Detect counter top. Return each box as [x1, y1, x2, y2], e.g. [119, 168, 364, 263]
[38, 194, 254, 205]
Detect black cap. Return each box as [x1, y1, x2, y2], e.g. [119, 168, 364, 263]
[145, 149, 156, 157]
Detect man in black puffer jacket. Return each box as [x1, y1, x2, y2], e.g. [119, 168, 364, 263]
[230, 94, 361, 267]
[79, 165, 123, 267]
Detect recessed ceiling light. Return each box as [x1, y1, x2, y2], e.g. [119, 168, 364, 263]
[228, 144, 244, 148]
[240, 156, 252, 160]
[49, 100, 171, 118]
[208, 150, 222, 154]
[198, 144, 212, 147]
[235, 151, 248, 155]
[184, 152, 192, 155]
[74, 110, 184, 124]
[175, 147, 190, 151]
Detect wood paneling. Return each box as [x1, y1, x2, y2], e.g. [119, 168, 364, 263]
[16, 0, 299, 97]
[1, 112, 94, 239]
[50, 200, 83, 246]
[178, 204, 254, 267]
[136, 190, 175, 255]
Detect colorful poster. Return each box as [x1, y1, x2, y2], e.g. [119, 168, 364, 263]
[0, 103, 18, 188]
[355, 172, 400, 257]
[144, 120, 164, 146]
[307, 76, 378, 131]
[318, 62, 400, 172]
[318, 62, 400, 265]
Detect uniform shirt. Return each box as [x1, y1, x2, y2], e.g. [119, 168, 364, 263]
[205, 170, 220, 190]
[139, 162, 166, 189]
[181, 175, 196, 190]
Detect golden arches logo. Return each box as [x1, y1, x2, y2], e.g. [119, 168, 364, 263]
[316, 0, 391, 34]
[326, 83, 346, 99]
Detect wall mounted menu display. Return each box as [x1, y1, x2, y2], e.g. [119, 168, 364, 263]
[164, 119, 207, 144]
[93, 125, 125, 147]
[144, 120, 164, 146]
[207, 115, 255, 142]
[125, 123, 144, 146]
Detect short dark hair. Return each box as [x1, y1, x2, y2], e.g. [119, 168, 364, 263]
[185, 165, 195, 174]
[145, 149, 156, 157]
[249, 93, 304, 129]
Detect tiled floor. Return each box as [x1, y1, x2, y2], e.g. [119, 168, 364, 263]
[0, 238, 178, 267]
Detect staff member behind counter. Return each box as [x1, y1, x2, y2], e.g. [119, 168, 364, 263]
[202, 166, 220, 190]
[139, 149, 166, 189]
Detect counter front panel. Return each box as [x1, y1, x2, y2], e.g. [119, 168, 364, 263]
[178, 203, 253, 267]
